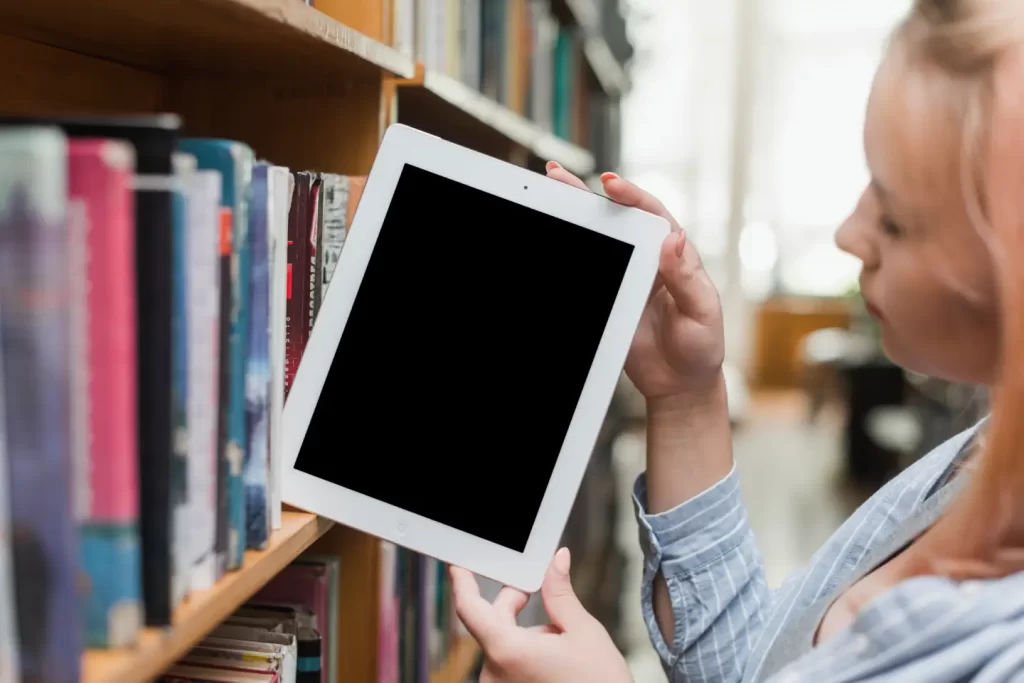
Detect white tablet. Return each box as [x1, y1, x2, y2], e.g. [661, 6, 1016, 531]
[282, 123, 669, 592]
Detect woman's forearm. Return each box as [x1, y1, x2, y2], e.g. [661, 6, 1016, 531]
[645, 371, 735, 645]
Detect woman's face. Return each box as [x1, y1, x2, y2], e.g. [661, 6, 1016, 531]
[835, 52, 1000, 384]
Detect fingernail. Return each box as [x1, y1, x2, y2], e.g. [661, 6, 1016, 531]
[546, 161, 561, 171]
[675, 231, 686, 257]
[600, 172, 619, 182]
[553, 548, 571, 576]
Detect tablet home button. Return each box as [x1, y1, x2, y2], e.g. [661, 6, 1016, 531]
[396, 522, 407, 536]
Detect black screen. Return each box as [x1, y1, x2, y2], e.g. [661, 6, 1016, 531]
[293, 164, 634, 552]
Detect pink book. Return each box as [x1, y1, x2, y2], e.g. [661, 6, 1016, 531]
[69, 138, 143, 648]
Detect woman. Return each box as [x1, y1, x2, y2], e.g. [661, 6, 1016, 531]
[450, 0, 1024, 680]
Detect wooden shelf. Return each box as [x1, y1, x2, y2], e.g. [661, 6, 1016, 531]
[396, 67, 595, 177]
[549, 0, 629, 96]
[81, 512, 334, 683]
[430, 638, 481, 683]
[0, 0, 415, 79]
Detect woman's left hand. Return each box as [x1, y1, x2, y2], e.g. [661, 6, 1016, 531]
[450, 548, 634, 683]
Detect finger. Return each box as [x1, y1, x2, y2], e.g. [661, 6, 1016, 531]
[539, 548, 591, 632]
[658, 230, 715, 318]
[545, 161, 590, 191]
[449, 566, 508, 647]
[600, 174, 681, 231]
[493, 586, 530, 622]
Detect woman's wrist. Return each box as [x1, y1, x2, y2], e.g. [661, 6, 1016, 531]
[643, 370, 734, 515]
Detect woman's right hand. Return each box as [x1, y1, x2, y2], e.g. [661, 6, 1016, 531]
[545, 162, 725, 402]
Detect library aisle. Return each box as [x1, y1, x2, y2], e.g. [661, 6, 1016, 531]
[612, 392, 855, 683]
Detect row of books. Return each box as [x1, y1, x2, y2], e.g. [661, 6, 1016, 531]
[394, 0, 594, 145]
[0, 114, 364, 683]
[378, 545, 470, 683]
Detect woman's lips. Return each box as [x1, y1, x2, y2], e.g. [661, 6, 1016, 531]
[865, 300, 885, 322]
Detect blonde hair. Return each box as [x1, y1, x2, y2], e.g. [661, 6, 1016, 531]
[895, 0, 1024, 578]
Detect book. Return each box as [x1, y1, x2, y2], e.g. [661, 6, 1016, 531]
[308, 174, 324, 327]
[268, 167, 292, 531]
[0, 275, 20, 683]
[178, 138, 256, 571]
[171, 151, 195, 608]
[186, 167, 224, 591]
[0, 125, 81, 683]
[284, 172, 312, 398]
[244, 163, 272, 550]
[69, 138, 144, 648]
[318, 175, 366, 301]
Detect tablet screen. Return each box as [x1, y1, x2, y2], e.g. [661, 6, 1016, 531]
[294, 164, 634, 552]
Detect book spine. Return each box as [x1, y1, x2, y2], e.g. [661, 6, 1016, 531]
[227, 146, 254, 570]
[308, 175, 324, 327]
[268, 167, 292, 531]
[170, 152, 193, 607]
[244, 163, 271, 551]
[189, 168, 223, 591]
[215, 204, 233, 576]
[70, 139, 144, 648]
[0, 127, 82, 682]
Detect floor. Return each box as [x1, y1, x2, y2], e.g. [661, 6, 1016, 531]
[612, 391, 860, 683]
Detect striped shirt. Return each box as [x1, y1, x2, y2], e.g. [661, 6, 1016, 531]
[631, 420, 1024, 682]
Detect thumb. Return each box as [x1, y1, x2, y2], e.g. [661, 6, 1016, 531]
[540, 548, 590, 632]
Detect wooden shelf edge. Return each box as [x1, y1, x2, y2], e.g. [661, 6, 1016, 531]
[82, 512, 334, 683]
[404, 68, 595, 177]
[0, 0, 416, 80]
[430, 637, 481, 683]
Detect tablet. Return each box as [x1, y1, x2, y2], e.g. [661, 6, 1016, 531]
[282, 123, 669, 592]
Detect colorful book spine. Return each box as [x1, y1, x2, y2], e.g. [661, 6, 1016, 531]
[178, 138, 255, 571]
[244, 163, 272, 550]
[0, 126, 81, 683]
[284, 172, 312, 398]
[187, 168, 224, 591]
[69, 138, 144, 648]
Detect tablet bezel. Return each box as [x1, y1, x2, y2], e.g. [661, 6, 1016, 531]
[282, 123, 669, 592]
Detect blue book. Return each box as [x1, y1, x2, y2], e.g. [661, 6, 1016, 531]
[178, 138, 254, 570]
[245, 163, 272, 550]
[0, 126, 81, 683]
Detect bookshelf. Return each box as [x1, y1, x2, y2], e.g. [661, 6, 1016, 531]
[0, 0, 629, 681]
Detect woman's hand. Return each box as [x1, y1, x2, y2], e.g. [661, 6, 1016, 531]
[450, 548, 633, 683]
[545, 162, 724, 401]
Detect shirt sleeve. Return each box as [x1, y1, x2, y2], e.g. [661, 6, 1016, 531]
[633, 465, 774, 683]
[766, 572, 1024, 683]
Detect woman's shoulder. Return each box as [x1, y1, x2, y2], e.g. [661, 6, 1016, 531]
[770, 570, 1024, 683]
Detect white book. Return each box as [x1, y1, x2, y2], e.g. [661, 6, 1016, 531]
[187, 167, 223, 591]
[268, 166, 293, 531]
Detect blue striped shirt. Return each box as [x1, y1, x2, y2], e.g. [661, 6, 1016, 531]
[632, 420, 1024, 681]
